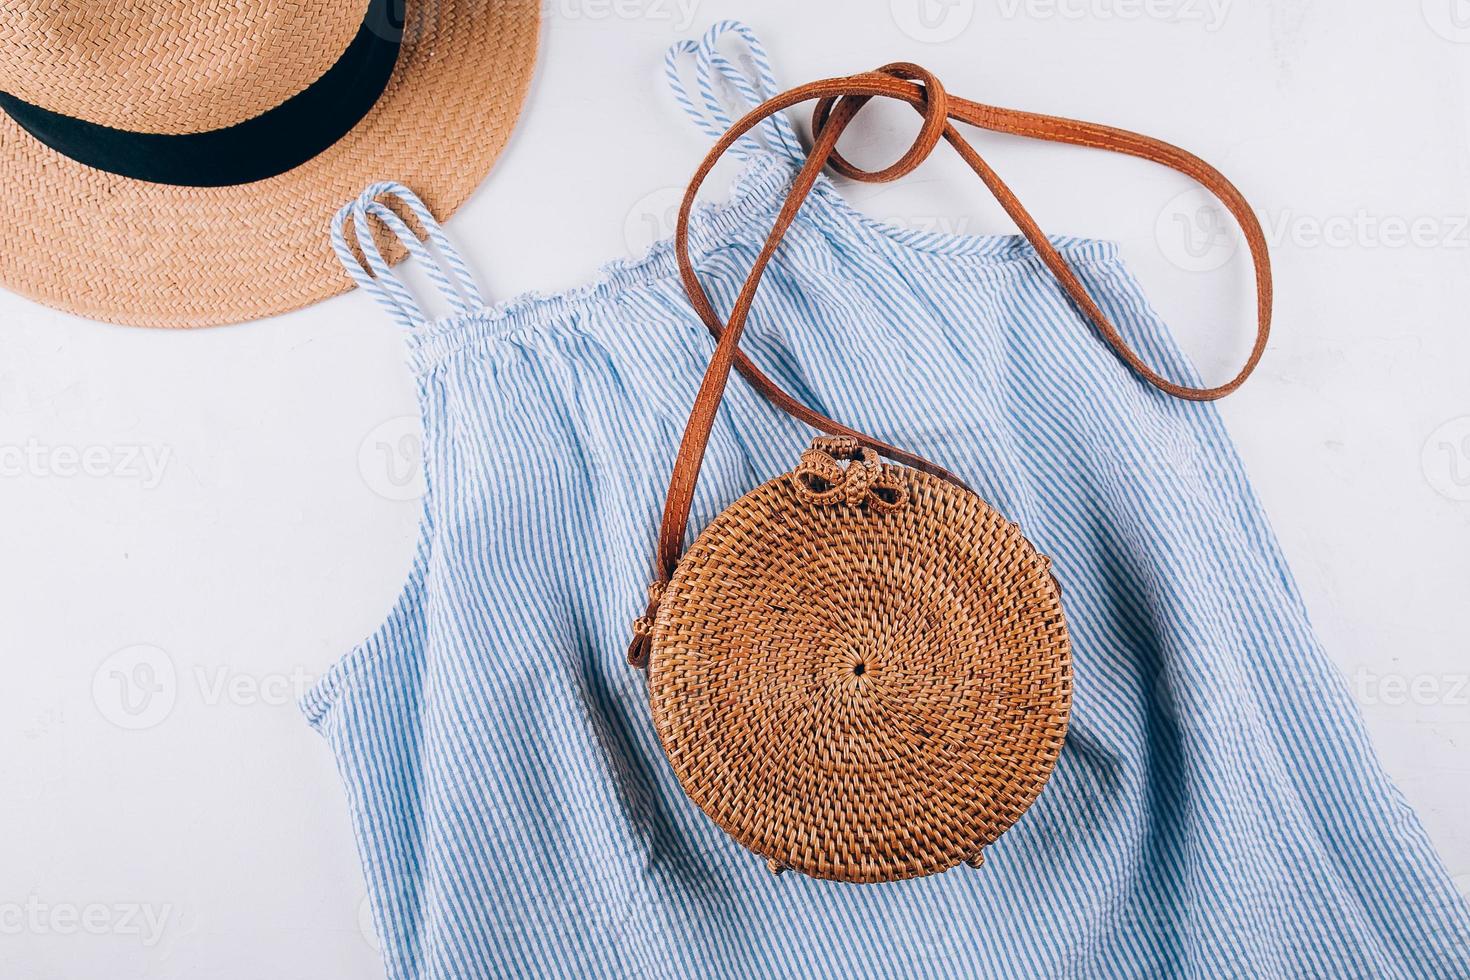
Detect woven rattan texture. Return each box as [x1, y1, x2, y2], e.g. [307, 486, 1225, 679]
[648, 450, 1071, 883]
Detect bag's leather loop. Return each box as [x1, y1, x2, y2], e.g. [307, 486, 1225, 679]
[812, 63, 949, 184]
[628, 65, 1273, 666]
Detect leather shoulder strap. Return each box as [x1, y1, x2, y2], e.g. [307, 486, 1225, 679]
[632, 65, 1272, 663]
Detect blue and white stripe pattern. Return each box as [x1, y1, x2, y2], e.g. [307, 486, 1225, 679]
[306, 23, 1470, 979]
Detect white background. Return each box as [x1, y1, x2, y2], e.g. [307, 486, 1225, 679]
[3, 1, 1468, 976]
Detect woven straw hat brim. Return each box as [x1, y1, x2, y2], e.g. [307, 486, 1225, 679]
[0, 0, 539, 327]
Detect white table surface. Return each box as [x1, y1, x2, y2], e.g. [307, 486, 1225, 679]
[3, 2, 1467, 976]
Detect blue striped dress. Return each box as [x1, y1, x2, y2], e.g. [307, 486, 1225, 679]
[305, 22, 1470, 980]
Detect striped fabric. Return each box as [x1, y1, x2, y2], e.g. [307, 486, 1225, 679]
[305, 23, 1470, 980]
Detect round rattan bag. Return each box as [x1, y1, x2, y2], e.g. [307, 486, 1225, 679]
[631, 58, 1270, 885]
[620, 65, 1097, 885]
[642, 437, 1071, 882]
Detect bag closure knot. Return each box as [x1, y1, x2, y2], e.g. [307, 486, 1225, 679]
[792, 437, 909, 512]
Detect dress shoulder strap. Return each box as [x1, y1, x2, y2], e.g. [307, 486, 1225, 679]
[664, 21, 803, 166]
[332, 182, 486, 329]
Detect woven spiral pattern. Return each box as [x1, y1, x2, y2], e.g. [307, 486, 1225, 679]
[648, 449, 1071, 883]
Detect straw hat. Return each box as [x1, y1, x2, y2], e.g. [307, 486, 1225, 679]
[0, 0, 539, 327]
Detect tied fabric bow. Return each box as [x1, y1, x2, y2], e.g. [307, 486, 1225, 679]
[791, 437, 909, 512]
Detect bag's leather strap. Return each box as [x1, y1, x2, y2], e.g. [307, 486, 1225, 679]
[628, 64, 1272, 666]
